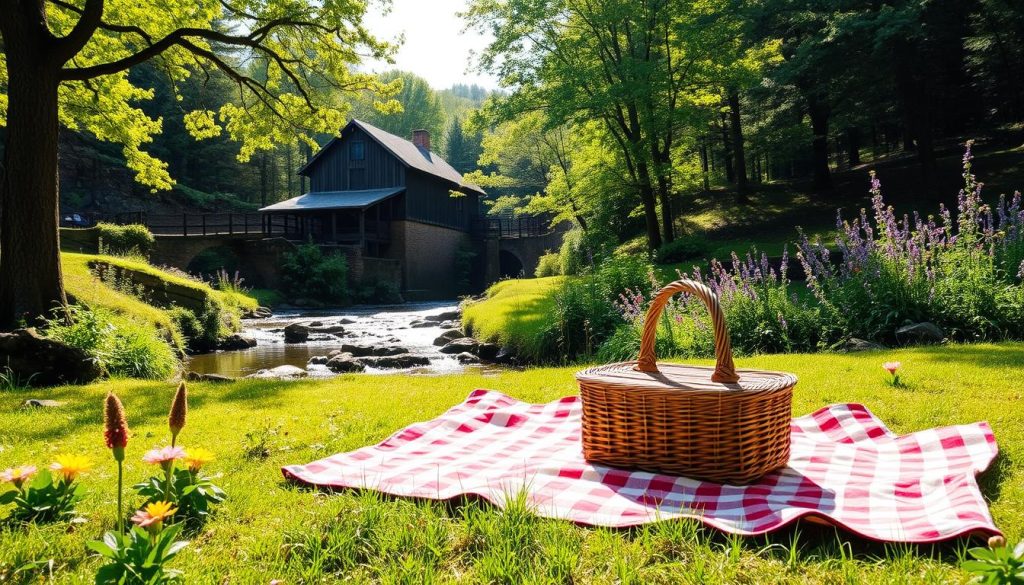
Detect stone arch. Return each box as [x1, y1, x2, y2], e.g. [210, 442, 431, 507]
[499, 250, 524, 278]
[186, 243, 244, 277]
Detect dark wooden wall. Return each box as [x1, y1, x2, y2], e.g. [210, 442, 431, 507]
[303, 126, 479, 232]
[405, 171, 478, 231]
[305, 127, 405, 192]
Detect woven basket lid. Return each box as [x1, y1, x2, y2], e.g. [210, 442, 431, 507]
[577, 279, 797, 395]
[576, 361, 797, 394]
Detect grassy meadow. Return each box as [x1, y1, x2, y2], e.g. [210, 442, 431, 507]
[1, 344, 1021, 583]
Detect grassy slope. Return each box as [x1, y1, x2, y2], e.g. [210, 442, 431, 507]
[62, 252, 257, 342]
[462, 276, 564, 360]
[1, 344, 1020, 583]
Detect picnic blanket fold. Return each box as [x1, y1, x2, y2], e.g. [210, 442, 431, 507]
[282, 389, 1001, 543]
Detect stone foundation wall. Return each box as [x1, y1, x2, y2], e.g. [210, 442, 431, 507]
[390, 220, 468, 298]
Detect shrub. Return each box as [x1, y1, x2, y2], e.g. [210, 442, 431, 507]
[46, 305, 178, 379]
[96, 223, 155, 257]
[797, 142, 1024, 344]
[535, 251, 562, 277]
[655, 235, 711, 264]
[104, 323, 178, 380]
[540, 255, 654, 362]
[280, 243, 349, 304]
[558, 228, 590, 276]
[603, 248, 823, 362]
[455, 238, 477, 293]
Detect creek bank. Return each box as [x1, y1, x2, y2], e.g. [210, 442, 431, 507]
[0, 328, 103, 386]
[188, 302, 522, 377]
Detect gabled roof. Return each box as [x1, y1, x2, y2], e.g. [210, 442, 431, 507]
[298, 119, 485, 195]
[259, 188, 404, 212]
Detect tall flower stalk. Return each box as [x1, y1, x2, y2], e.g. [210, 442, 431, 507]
[168, 382, 187, 447]
[104, 393, 129, 534]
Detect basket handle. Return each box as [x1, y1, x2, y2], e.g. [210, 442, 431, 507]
[635, 279, 740, 383]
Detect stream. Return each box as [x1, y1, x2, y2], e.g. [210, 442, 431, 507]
[186, 302, 490, 378]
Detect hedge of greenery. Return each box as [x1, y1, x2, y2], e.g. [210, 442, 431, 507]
[500, 144, 1024, 364]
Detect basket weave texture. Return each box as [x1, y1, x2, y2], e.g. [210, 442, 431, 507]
[576, 279, 797, 484]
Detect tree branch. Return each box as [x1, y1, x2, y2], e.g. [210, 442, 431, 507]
[51, 0, 105, 63]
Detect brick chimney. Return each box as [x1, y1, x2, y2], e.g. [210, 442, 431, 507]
[411, 129, 431, 151]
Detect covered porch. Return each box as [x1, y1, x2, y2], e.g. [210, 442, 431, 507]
[259, 187, 403, 256]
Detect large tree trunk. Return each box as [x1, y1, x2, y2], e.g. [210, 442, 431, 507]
[846, 127, 861, 166]
[718, 113, 734, 183]
[636, 159, 663, 252]
[0, 31, 67, 329]
[806, 94, 832, 192]
[727, 91, 749, 203]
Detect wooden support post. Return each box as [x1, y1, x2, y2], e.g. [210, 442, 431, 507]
[331, 211, 337, 242]
[228, 214, 233, 235]
[359, 209, 366, 250]
[183, 213, 188, 237]
[202, 214, 207, 236]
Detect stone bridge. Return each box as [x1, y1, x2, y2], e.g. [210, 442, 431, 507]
[149, 234, 296, 289]
[481, 226, 569, 282]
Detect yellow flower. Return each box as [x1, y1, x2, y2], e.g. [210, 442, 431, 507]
[184, 447, 215, 472]
[131, 500, 178, 530]
[50, 455, 92, 482]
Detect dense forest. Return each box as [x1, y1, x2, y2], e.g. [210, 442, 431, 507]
[3, 0, 1024, 244]
[28, 67, 494, 216]
[463, 0, 1024, 253]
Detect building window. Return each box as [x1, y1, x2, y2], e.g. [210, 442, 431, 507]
[350, 141, 365, 161]
[349, 168, 366, 189]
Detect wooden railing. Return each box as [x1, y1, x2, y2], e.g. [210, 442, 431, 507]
[473, 216, 550, 239]
[92, 212, 298, 238]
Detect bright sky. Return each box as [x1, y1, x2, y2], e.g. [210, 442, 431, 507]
[362, 0, 499, 91]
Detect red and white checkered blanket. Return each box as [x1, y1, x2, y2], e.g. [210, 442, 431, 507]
[282, 389, 1001, 542]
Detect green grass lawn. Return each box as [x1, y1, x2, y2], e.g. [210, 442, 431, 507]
[462, 276, 564, 361]
[1, 343, 1020, 583]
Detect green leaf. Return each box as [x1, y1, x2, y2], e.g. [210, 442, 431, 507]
[961, 560, 999, 573]
[86, 539, 116, 558]
[970, 547, 998, 562]
[0, 489, 16, 504]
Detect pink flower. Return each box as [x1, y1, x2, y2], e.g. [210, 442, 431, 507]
[883, 361, 901, 375]
[0, 465, 37, 488]
[142, 445, 187, 470]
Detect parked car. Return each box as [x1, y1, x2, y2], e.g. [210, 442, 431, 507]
[61, 213, 93, 227]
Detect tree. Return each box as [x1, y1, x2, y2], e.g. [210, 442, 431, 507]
[443, 116, 483, 175]
[466, 0, 776, 251]
[354, 70, 445, 144]
[0, 0, 399, 328]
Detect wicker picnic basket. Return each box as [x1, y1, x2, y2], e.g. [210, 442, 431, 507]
[575, 279, 797, 484]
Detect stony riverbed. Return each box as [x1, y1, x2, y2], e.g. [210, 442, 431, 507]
[186, 302, 508, 379]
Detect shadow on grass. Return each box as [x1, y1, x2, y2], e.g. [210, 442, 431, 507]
[908, 343, 1024, 369]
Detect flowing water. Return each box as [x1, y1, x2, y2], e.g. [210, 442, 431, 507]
[186, 302, 487, 378]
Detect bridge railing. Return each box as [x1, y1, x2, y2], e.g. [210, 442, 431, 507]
[103, 212, 302, 238]
[472, 216, 551, 239]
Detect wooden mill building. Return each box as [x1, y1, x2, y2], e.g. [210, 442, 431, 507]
[260, 119, 485, 297]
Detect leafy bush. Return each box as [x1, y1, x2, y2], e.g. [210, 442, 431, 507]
[540, 255, 653, 362]
[601, 249, 823, 362]
[558, 228, 590, 276]
[655, 235, 711, 264]
[0, 464, 86, 523]
[354, 280, 404, 304]
[104, 324, 178, 380]
[280, 243, 349, 304]
[798, 142, 1024, 344]
[535, 251, 562, 277]
[454, 238, 477, 293]
[96, 223, 155, 257]
[46, 305, 178, 379]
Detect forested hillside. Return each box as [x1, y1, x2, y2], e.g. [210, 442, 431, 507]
[0, 65, 495, 216]
[463, 0, 1024, 257]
